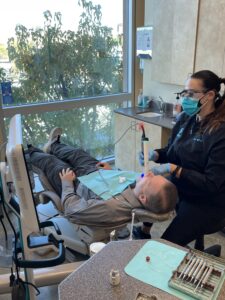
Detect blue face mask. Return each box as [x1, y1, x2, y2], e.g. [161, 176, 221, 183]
[181, 97, 201, 116]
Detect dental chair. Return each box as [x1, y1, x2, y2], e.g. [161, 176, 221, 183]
[0, 115, 67, 300]
[1, 114, 175, 256]
[33, 163, 175, 253]
[0, 114, 176, 299]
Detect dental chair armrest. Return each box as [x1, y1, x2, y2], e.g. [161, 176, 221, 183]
[14, 234, 65, 268]
[40, 220, 62, 235]
[39, 191, 63, 213]
[132, 208, 175, 223]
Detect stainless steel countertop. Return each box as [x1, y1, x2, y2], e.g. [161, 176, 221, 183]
[114, 107, 175, 130]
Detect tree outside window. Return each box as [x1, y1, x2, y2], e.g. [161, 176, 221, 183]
[1, 0, 125, 158]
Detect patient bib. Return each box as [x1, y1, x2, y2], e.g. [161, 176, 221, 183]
[78, 170, 140, 200]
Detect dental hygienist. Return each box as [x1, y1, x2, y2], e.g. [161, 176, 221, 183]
[136, 70, 225, 246]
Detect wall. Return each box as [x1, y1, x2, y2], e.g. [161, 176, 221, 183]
[195, 0, 225, 75]
[142, 0, 183, 104]
[142, 0, 225, 104]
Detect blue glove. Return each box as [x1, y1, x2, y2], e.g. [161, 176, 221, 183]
[139, 150, 157, 166]
[150, 163, 171, 175]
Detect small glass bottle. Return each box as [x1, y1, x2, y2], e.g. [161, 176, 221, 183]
[142, 95, 149, 108]
[109, 269, 120, 286]
[137, 89, 143, 107]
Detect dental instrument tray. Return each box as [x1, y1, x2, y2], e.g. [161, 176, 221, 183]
[168, 249, 225, 300]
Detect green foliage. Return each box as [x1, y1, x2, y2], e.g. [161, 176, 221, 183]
[21, 102, 119, 159]
[7, 0, 122, 103]
[4, 0, 123, 158]
[0, 67, 6, 82]
[0, 44, 8, 60]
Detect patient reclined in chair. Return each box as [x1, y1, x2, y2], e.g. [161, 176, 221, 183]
[30, 162, 176, 256]
[27, 128, 177, 231]
[2, 117, 177, 258]
[28, 128, 177, 227]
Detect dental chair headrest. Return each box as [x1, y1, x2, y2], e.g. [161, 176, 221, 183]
[132, 208, 175, 223]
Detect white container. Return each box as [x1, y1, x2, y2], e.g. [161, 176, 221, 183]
[89, 242, 106, 256]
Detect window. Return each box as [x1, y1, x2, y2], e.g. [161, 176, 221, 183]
[0, 0, 129, 105]
[0, 0, 133, 158]
[4, 102, 123, 159]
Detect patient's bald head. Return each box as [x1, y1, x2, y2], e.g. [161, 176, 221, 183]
[133, 172, 177, 214]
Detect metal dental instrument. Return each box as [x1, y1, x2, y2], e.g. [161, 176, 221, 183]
[188, 258, 201, 280]
[194, 261, 207, 285]
[194, 265, 209, 292]
[182, 257, 197, 281]
[200, 265, 213, 290]
[178, 254, 194, 279]
[189, 258, 201, 282]
[129, 211, 135, 241]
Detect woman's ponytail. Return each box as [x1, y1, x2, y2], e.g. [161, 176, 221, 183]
[219, 78, 225, 85]
[191, 71, 225, 133]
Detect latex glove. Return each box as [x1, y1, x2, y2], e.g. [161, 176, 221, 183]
[150, 163, 171, 175]
[139, 150, 158, 166]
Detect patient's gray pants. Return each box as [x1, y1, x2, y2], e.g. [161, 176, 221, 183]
[29, 143, 99, 196]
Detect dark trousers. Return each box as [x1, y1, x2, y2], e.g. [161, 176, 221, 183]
[29, 143, 99, 196]
[161, 200, 225, 246]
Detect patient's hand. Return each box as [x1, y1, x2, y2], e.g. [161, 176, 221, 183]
[96, 162, 112, 170]
[59, 168, 76, 182]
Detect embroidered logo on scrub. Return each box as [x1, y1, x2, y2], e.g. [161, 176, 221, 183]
[176, 128, 184, 139]
[175, 127, 203, 143]
[193, 136, 203, 142]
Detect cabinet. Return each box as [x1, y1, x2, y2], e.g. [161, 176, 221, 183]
[194, 0, 225, 75]
[114, 113, 171, 172]
[114, 114, 136, 171]
[150, 0, 199, 85]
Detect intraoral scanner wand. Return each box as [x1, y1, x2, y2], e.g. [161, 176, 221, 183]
[139, 123, 149, 175]
[143, 139, 149, 175]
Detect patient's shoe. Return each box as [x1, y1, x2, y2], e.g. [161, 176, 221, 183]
[132, 226, 151, 240]
[43, 127, 62, 153]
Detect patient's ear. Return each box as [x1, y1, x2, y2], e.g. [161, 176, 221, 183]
[139, 193, 147, 204]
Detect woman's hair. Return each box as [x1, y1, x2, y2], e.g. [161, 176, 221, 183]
[191, 70, 225, 133]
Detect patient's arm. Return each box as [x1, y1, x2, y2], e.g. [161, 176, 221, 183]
[60, 178, 120, 226]
[96, 162, 112, 170]
[59, 168, 76, 181]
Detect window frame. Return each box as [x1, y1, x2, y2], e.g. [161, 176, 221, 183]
[0, 0, 135, 144]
